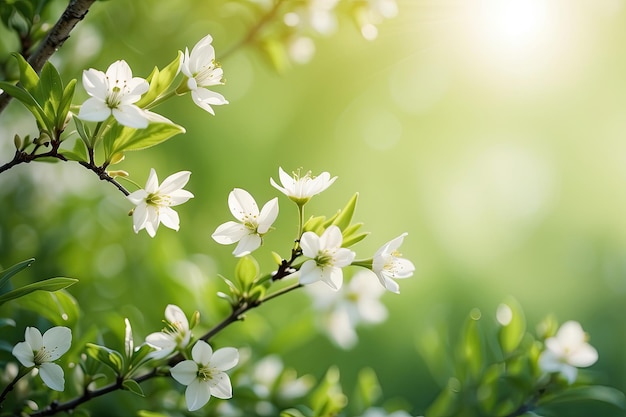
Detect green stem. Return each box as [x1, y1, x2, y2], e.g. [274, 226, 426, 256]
[145, 89, 178, 110]
[0, 366, 33, 407]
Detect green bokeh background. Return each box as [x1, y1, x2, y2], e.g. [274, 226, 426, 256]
[2, 0, 626, 414]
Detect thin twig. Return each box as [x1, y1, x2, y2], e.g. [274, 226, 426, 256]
[0, 0, 97, 114]
[30, 263, 303, 416]
[221, 0, 287, 60]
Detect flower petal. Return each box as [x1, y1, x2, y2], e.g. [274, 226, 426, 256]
[228, 188, 259, 220]
[185, 379, 211, 411]
[299, 260, 322, 285]
[569, 344, 598, 368]
[127, 189, 148, 206]
[233, 234, 261, 257]
[112, 105, 149, 128]
[257, 198, 279, 234]
[42, 326, 72, 361]
[299, 232, 320, 258]
[170, 360, 198, 385]
[208, 372, 232, 399]
[211, 347, 239, 371]
[159, 171, 192, 195]
[39, 362, 65, 391]
[191, 340, 213, 366]
[12, 341, 35, 367]
[212, 221, 248, 244]
[158, 207, 181, 231]
[78, 97, 111, 122]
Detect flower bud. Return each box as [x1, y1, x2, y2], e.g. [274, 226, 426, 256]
[13, 134, 21, 150]
[107, 170, 129, 178]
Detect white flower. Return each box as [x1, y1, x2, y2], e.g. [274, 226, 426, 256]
[358, 408, 413, 417]
[538, 321, 598, 384]
[170, 340, 239, 411]
[212, 188, 279, 257]
[127, 168, 194, 237]
[145, 304, 191, 359]
[180, 34, 228, 115]
[270, 167, 337, 205]
[307, 270, 387, 349]
[299, 225, 355, 290]
[12, 326, 72, 391]
[372, 233, 415, 294]
[78, 60, 149, 128]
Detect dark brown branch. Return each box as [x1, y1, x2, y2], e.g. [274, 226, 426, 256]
[0, 0, 97, 114]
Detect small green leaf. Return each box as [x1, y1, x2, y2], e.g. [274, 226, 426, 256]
[280, 409, 310, 417]
[341, 232, 369, 248]
[122, 379, 145, 397]
[138, 411, 170, 417]
[136, 51, 183, 108]
[457, 309, 484, 382]
[0, 277, 78, 306]
[332, 193, 359, 231]
[129, 344, 155, 371]
[14, 289, 80, 327]
[13, 52, 39, 95]
[352, 367, 382, 411]
[497, 296, 526, 354]
[61, 137, 89, 162]
[0, 82, 51, 129]
[425, 377, 462, 417]
[538, 385, 626, 410]
[73, 116, 92, 148]
[85, 343, 124, 375]
[0, 258, 34, 290]
[235, 256, 260, 289]
[56, 78, 76, 129]
[104, 119, 185, 160]
[38, 61, 63, 117]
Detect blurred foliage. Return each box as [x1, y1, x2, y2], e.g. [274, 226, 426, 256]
[1, 0, 626, 416]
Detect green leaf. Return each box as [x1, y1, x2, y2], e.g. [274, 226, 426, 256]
[352, 367, 382, 412]
[13, 52, 39, 96]
[122, 379, 145, 397]
[38, 61, 63, 118]
[103, 118, 185, 161]
[0, 82, 51, 129]
[61, 137, 89, 162]
[128, 344, 155, 372]
[332, 193, 359, 231]
[14, 289, 80, 327]
[342, 231, 369, 248]
[136, 51, 183, 108]
[311, 367, 347, 417]
[56, 78, 76, 129]
[0, 277, 78, 306]
[425, 377, 462, 417]
[538, 385, 626, 410]
[235, 256, 260, 289]
[85, 343, 124, 375]
[73, 116, 92, 148]
[457, 308, 484, 382]
[497, 296, 526, 355]
[280, 409, 310, 417]
[138, 411, 170, 417]
[0, 257, 34, 290]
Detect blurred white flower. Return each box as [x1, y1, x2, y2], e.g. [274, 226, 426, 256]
[170, 341, 239, 411]
[78, 60, 149, 128]
[299, 225, 355, 290]
[180, 34, 228, 115]
[246, 355, 314, 401]
[270, 167, 337, 205]
[127, 168, 194, 237]
[212, 188, 279, 257]
[12, 326, 72, 391]
[307, 270, 388, 349]
[145, 304, 191, 359]
[538, 320, 598, 384]
[358, 408, 413, 417]
[372, 233, 415, 294]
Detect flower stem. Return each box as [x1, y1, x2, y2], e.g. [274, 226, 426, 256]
[0, 366, 32, 407]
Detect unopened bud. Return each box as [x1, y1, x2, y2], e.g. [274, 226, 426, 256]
[107, 170, 129, 178]
[109, 152, 125, 165]
[13, 134, 21, 150]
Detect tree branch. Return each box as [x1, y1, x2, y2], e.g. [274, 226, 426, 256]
[0, 0, 97, 114]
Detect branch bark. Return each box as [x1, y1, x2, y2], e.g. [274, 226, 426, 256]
[0, 0, 97, 114]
